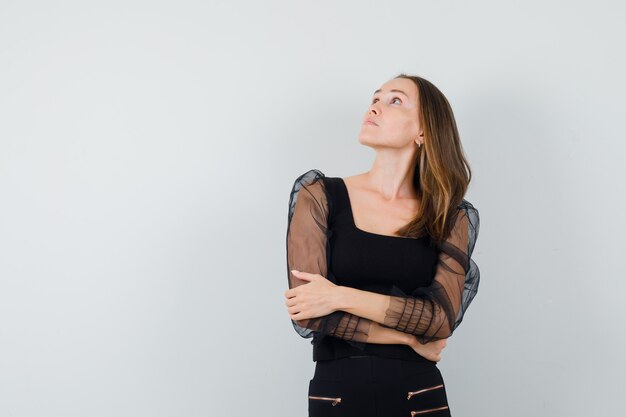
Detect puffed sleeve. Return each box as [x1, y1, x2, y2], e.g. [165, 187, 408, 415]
[382, 201, 480, 344]
[286, 169, 372, 347]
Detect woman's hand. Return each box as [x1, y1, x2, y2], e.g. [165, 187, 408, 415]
[284, 270, 340, 321]
[406, 335, 448, 363]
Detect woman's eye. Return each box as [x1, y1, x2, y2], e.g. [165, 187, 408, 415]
[371, 97, 402, 105]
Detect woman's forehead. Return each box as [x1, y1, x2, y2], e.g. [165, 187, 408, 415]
[376, 78, 418, 99]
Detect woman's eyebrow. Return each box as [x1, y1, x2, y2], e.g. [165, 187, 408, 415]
[373, 89, 409, 98]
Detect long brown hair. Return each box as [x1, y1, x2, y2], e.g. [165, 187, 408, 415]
[393, 74, 473, 246]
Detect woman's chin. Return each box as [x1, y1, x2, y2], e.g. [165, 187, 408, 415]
[357, 134, 377, 146]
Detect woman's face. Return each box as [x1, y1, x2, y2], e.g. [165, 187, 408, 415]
[358, 77, 423, 149]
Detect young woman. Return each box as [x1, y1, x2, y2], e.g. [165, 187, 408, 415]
[284, 74, 480, 417]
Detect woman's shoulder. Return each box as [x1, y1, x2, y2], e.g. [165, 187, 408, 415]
[454, 198, 480, 250]
[292, 169, 371, 187]
[291, 168, 348, 190]
[293, 168, 326, 184]
[287, 169, 335, 223]
[457, 198, 479, 220]
[289, 168, 334, 201]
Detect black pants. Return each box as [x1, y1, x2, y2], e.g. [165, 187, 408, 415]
[308, 355, 452, 417]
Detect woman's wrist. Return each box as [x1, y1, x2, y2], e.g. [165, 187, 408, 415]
[333, 285, 351, 311]
[332, 287, 417, 347]
[403, 333, 417, 347]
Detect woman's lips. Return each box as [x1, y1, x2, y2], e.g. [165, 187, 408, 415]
[364, 120, 378, 126]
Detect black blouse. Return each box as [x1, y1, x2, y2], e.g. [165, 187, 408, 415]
[286, 169, 480, 362]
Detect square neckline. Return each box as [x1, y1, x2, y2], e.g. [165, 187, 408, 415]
[337, 177, 421, 240]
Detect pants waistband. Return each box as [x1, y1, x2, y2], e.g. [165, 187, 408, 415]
[314, 355, 439, 383]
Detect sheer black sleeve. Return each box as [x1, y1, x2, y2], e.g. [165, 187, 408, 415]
[382, 201, 480, 344]
[286, 169, 372, 347]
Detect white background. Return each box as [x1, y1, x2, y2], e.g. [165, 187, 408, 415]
[1, 1, 625, 416]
